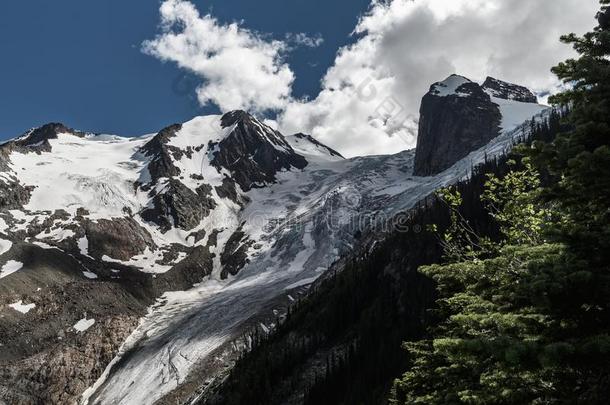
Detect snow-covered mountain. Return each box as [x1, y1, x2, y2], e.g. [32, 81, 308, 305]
[0, 75, 550, 404]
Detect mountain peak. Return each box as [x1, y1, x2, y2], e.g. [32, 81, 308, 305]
[429, 74, 473, 97]
[212, 112, 308, 191]
[415, 75, 502, 176]
[414, 74, 546, 176]
[220, 110, 255, 128]
[482, 76, 538, 103]
[16, 123, 83, 147]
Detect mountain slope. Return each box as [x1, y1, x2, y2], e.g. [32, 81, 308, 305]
[201, 109, 567, 405]
[0, 76, 550, 405]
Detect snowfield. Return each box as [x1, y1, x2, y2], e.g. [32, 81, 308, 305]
[9, 133, 152, 219]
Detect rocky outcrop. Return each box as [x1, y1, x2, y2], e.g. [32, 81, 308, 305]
[17, 123, 85, 147]
[482, 77, 538, 103]
[139, 124, 184, 183]
[138, 111, 307, 235]
[212, 111, 308, 191]
[84, 217, 156, 261]
[141, 178, 216, 232]
[0, 180, 32, 210]
[152, 245, 215, 293]
[220, 226, 253, 279]
[0, 123, 86, 156]
[0, 314, 140, 405]
[413, 75, 502, 176]
[214, 177, 249, 207]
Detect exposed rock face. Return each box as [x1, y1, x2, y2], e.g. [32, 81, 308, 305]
[220, 226, 253, 279]
[140, 124, 184, 183]
[0, 314, 140, 405]
[138, 111, 307, 232]
[214, 177, 247, 207]
[0, 180, 32, 210]
[212, 111, 308, 191]
[599, 6, 610, 29]
[482, 77, 538, 103]
[152, 245, 215, 293]
[0, 123, 86, 155]
[141, 178, 216, 232]
[139, 123, 219, 232]
[413, 75, 502, 176]
[84, 217, 156, 261]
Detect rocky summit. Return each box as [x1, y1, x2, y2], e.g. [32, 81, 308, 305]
[0, 80, 551, 405]
[413, 74, 546, 176]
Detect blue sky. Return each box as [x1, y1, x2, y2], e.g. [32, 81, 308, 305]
[0, 0, 370, 139]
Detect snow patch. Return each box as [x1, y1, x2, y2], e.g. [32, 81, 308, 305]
[36, 227, 75, 242]
[30, 240, 59, 250]
[0, 216, 9, 233]
[74, 318, 95, 332]
[83, 271, 98, 280]
[0, 260, 24, 279]
[0, 239, 12, 255]
[285, 134, 343, 161]
[491, 96, 548, 132]
[78, 236, 89, 256]
[9, 300, 36, 314]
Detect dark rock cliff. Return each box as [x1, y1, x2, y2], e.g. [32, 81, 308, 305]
[413, 75, 502, 176]
[413, 75, 539, 177]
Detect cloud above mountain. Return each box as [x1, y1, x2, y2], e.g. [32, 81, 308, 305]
[144, 0, 599, 157]
[142, 0, 294, 113]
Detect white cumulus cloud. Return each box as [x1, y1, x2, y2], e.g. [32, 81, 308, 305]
[142, 0, 294, 113]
